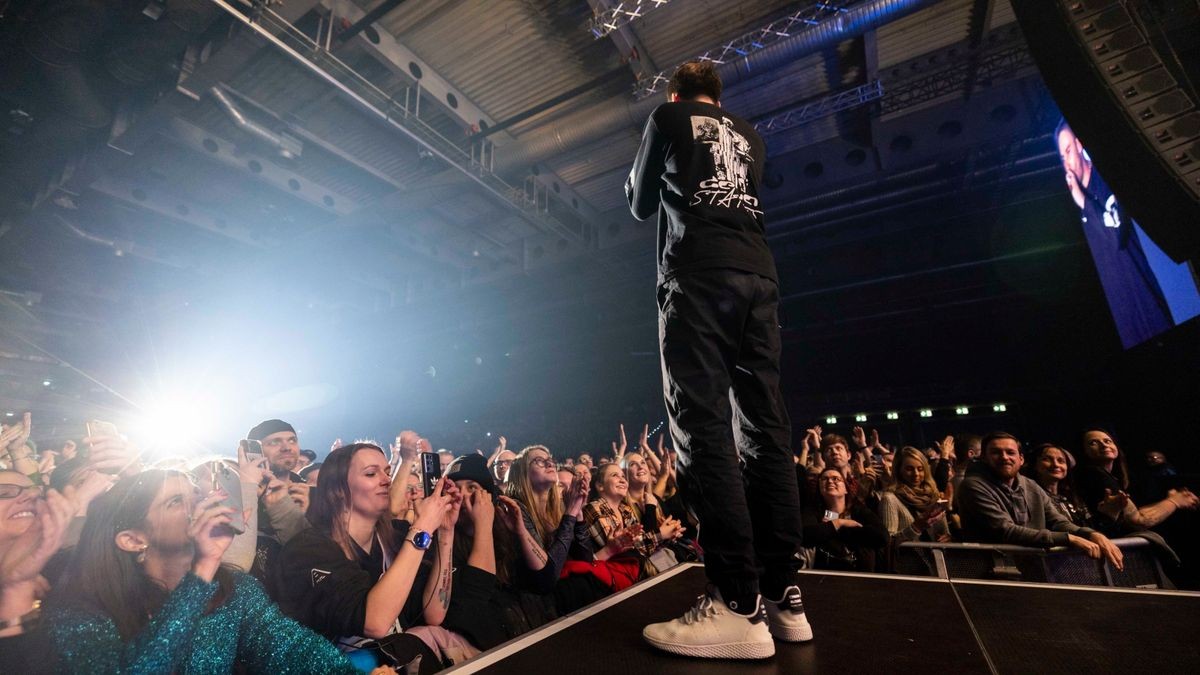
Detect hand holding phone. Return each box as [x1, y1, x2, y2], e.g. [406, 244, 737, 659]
[208, 460, 246, 535]
[237, 440, 269, 487]
[420, 451, 442, 498]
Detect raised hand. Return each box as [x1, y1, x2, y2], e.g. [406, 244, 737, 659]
[0, 488, 75, 588]
[83, 431, 141, 476]
[565, 468, 591, 515]
[1, 412, 32, 456]
[69, 469, 117, 515]
[189, 491, 238, 573]
[412, 475, 456, 534]
[466, 488, 495, 531]
[495, 495, 524, 533]
[396, 431, 421, 463]
[437, 480, 463, 532]
[851, 426, 867, 449]
[937, 435, 955, 460]
[870, 428, 882, 450]
[612, 424, 628, 463]
[237, 443, 269, 486]
[487, 436, 507, 467]
[804, 427, 822, 451]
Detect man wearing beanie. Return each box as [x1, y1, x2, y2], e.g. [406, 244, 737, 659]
[247, 418, 304, 482]
[246, 418, 310, 586]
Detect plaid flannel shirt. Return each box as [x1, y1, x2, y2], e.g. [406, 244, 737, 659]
[583, 498, 658, 557]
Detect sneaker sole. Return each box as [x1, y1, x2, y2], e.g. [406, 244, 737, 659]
[643, 633, 776, 660]
[768, 621, 813, 643]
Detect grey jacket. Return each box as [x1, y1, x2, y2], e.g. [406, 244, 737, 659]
[957, 464, 1094, 547]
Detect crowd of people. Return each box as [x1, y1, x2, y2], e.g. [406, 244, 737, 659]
[1, 412, 1196, 672]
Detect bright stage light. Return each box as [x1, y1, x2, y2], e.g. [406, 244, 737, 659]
[919, 409, 933, 418]
[130, 391, 222, 458]
[992, 403, 1007, 412]
[854, 414, 867, 422]
[886, 412, 899, 420]
[825, 416, 837, 424]
[955, 407, 970, 416]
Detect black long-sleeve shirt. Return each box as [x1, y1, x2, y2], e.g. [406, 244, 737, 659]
[626, 100, 776, 284]
[515, 508, 594, 595]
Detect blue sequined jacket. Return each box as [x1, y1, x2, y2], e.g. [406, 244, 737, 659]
[46, 570, 357, 674]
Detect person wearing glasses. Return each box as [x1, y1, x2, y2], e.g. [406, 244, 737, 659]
[486, 436, 518, 488]
[1, 470, 74, 654]
[801, 468, 887, 572]
[496, 446, 608, 613]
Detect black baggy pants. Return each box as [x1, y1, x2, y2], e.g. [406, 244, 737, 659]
[658, 269, 802, 606]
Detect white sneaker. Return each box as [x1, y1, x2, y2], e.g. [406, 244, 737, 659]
[764, 585, 813, 642]
[642, 588, 775, 659]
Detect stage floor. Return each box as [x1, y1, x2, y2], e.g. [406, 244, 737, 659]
[446, 563, 1200, 674]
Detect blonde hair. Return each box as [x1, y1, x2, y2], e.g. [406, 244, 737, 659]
[503, 445, 563, 548]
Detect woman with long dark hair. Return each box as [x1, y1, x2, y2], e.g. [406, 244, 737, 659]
[1075, 429, 1198, 533]
[274, 442, 469, 669]
[45, 469, 360, 673]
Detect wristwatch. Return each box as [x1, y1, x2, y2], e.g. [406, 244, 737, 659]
[405, 529, 433, 551]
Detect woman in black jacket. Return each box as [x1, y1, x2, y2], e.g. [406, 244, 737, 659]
[273, 442, 465, 670]
[802, 468, 888, 572]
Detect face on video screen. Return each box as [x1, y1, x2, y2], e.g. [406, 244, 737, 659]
[1054, 118, 1200, 349]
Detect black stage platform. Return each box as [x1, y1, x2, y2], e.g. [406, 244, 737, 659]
[446, 563, 1200, 674]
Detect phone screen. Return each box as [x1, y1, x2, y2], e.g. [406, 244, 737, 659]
[86, 419, 120, 439]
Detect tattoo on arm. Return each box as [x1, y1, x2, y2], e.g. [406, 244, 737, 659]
[523, 529, 549, 566]
[436, 567, 452, 610]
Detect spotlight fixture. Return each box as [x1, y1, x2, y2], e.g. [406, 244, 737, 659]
[825, 416, 837, 425]
[886, 412, 899, 420]
[955, 407, 970, 416]
[992, 403, 1007, 412]
[42, 379, 52, 386]
[919, 409, 933, 418]
[854, 414, 867, 422]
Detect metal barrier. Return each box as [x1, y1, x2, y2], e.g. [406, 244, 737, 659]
[895, 538, 1174, 589]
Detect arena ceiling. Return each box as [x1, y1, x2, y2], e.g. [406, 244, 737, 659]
[1, 0, 1097, 436]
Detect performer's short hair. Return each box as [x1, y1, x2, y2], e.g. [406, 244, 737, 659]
[668, 60, 722, 102]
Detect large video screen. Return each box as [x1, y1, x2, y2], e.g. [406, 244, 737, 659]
[1055, 118, 1200, 349]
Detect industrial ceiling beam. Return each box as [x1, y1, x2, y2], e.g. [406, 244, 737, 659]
[335, 0, 410, 44]
[586, 0, 660, 82]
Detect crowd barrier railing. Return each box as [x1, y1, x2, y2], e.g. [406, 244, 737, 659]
[895, 537, 1173, 589]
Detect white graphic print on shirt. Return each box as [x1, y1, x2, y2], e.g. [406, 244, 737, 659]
[689, 115, 762, 217]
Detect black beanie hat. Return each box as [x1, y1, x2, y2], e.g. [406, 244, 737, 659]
[445, 454, 498, 498]
[247, 419, 296, 441]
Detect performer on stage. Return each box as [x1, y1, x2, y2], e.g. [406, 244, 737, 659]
[626, 61, 811, 660]
[1055, 120, 1175, 348]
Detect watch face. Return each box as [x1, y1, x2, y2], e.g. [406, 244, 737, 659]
[411, 530, 433, 550]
